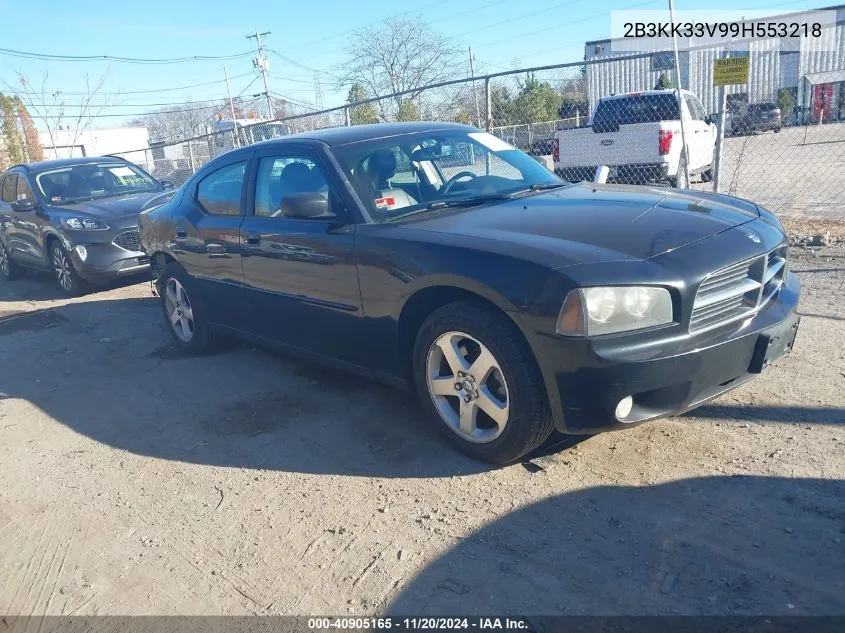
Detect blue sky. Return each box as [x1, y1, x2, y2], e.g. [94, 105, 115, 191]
[0, 0, 817, 127]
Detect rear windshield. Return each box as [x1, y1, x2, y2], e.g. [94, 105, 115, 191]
[593, 94, 680, 125]
[748, 103, 779, 112]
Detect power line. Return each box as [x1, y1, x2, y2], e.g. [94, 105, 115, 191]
[0, 46, 255, 65]
[8, 72, 255, 96]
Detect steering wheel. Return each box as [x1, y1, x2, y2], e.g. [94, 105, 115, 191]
[440, 171, 478, 195]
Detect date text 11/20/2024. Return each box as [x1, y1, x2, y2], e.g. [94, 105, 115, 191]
[307, 617, 530, 630]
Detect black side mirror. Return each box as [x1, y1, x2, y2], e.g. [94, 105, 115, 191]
[279, 192, 335, 220]
[11, 199, 36, 212]
[160, 180, 175, 190]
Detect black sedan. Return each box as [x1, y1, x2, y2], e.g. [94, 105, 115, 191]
[0, 157, 172, 295]
[139, 122, 800, 464]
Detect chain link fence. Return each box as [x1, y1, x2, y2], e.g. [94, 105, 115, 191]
[110, 49, 844, 222]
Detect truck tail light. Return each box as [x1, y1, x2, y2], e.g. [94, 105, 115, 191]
[658, 129, 673, 156]
[552, 138, 559, 163]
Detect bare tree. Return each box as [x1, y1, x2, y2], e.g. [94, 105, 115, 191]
[10, 69, 115, 158]
[130, 102, 228, 143]
[337, 18, 463, 122]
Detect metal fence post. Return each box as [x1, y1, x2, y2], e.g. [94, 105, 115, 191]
[344, 106, 351, 126]
[485, 77, 492, 132]
[187, 141, 196, 174]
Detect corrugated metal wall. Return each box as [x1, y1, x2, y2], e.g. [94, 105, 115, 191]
[585, 11, 844, 115]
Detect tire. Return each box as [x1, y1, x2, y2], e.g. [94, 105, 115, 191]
[0, 239, 24, 281]
[774, 127, 781, 133]
[50, 241, 87, 296]
[413, 300, 554, 464]
[157, 262, 215, 353]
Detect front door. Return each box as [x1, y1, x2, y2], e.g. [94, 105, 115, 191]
[240, 146, 364, 368]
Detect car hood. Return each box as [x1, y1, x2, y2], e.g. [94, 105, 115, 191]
[48, 191, 167, 219]
[405, 183, 760, 267]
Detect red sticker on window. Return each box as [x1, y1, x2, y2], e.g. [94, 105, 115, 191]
[51, 196, 61, 202]
[374, 196, 396, 209]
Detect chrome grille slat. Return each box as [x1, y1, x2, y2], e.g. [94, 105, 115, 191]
[690, 247, 787, 334]
[113, 229, 141, 252]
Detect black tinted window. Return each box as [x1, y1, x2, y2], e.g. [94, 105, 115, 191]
[593, 94, 680, 125]
[196, 162, 246, 216]
[1, 174, 17, 203]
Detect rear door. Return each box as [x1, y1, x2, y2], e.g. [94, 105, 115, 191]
[0, 174, 18, 258]
[170, 157, 250, 328]
[239, 144, 364, 366]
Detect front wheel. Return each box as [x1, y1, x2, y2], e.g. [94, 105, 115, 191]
[50, 241, 86, 296]
[413, 301, 554, 464]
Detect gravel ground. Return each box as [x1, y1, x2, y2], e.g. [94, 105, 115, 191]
[0, 245, 842, 617]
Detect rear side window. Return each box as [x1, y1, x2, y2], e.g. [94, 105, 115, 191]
[593, 94, 680, 125]
[196, 162, 246, 216]
[1, 174, 18, 203]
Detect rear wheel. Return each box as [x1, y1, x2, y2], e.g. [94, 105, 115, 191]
[413, 301, 554, 464]
[0, 240, 24, 281]
[157, 262, 215, 353]
[50, 241, 86, 296]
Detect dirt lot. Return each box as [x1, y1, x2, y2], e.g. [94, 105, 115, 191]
[0, 246, 843, 617]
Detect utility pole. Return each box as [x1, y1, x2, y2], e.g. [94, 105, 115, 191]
[667, 0, 690, 188]
[223, 66, 240, 147]
[246, 30, 273, 119]
[469, 47, 482, 128]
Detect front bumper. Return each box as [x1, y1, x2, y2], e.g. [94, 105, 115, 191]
[61, 230, 149, 283]
[538, 270, 801, 434]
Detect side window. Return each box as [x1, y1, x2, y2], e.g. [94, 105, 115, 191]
[16, 176, 34, 201]
[1, 174, 18, 203]
[196, 162, 246, 216]
[254, 155, 331, 218]
[693, 97, 708, 121]
[684, 95, 704, 121]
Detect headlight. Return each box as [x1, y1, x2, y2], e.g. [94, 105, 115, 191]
[64, 217, 109, 230]
[556, 286, 673, 336]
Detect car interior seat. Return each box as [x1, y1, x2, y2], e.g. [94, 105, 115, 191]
[364, 149, 417, 212]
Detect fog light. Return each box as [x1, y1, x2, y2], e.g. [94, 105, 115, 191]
[74, 245, 88, 261]
[615, 395, 633, 420]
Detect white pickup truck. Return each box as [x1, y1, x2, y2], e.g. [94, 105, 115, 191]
[553, 89, 716, 187]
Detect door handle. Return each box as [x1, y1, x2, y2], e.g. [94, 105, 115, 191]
[245, 233, 261, 247]
[174, 226, 187, 240]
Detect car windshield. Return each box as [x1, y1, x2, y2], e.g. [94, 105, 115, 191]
[36, 162, 162, 204]
[331, 130, 564, 223]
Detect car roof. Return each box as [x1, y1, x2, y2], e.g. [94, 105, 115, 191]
[601, 89, 693, 101]
[255, 121, 478, 147]
[12, 156, 128, 175]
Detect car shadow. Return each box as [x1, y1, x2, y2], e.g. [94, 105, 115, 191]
[693, 403, 844, 425]
[387, 475, 845, 616]
[0, 271, 150, 304]
[1, 295, 840, 479]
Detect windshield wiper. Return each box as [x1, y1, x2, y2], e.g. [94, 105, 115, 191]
[387, 195, 512, 222]
[507, 182, 568, 196]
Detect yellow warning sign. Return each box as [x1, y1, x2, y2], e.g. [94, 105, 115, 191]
[713, 57, 750, 86]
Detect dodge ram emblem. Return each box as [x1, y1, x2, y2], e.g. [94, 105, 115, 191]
[746, 232, 761, 243]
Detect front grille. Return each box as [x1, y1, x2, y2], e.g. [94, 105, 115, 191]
[690, 246, 787, 333]
[113, 229, 141, 252]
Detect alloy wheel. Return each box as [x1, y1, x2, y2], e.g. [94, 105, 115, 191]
[164, 277, 195, 342]
[425, 331, 510, 443]
[53, 247, 73, 291]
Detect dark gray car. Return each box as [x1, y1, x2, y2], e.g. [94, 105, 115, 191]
[0, 157, 173, 295]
